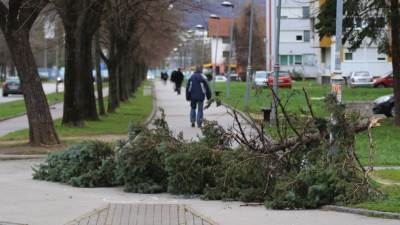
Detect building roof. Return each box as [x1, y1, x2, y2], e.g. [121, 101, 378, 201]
[208, 17, 234, 38]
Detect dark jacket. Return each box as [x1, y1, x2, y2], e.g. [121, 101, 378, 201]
[175, 71, 184, 85]
[186, 72, 212, 101]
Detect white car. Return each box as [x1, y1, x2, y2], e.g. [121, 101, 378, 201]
[348, 71, 374, 88]
[215, 75, 227, 82]
[253, 71, 268, 87]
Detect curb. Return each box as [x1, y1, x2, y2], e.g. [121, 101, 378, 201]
[322, 205, 400, 220]
[143, 84, 158, 127]
[0, 154, 47, 161]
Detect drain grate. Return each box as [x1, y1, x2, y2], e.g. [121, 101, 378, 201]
[65, 204, 218, 225]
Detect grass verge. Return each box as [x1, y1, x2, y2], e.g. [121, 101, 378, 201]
[0, 92, 64, 121]
[0, 83, 153, 141]
[352, 185, 400, 214]
[216, 81, 399, 166]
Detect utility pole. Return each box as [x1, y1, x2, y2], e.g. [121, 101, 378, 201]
[244, 0, 255, 109]
[271, 0, 282, 123]
[210, 14, 221, 92]
[222, 1, 235, 99]
[332, 0, 344, 103]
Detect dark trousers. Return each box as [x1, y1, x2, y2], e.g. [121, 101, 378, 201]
[190, 100, 204, 126]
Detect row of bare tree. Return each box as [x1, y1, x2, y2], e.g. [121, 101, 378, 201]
[0, 0, 191, 146]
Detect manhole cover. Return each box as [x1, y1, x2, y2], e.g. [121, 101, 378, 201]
[65, 204, 218, 225]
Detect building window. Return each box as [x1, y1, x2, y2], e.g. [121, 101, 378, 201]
[304, 31, 310, 42]
[223, 51, 230, 58]
[222, 37, 230, 44]
[280, 55, 289, 65]
[345, 52, 353, 61]
[296, 35, 303, 41]
[280, 55, 303, 65]
[295, 55, 303, 65]
[302, 7, 310, 18]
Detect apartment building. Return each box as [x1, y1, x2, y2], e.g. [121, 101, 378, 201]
[310, 0, 392, 77]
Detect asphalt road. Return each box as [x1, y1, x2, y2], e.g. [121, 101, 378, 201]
[0, 82, 64, 103]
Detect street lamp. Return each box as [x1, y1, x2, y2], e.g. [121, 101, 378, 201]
[195, 24, 206, 70]
[270, 0, 282, 124]
[244, 0, 255, 109]
[222, 1, 235, 98]
[210, 14, 221, 92]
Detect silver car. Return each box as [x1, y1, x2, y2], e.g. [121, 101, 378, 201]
[253, 71, 268, 87]
[348, 71, 374, 88]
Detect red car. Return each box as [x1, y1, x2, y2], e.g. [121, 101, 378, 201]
[373, 72, 394, 88]
[267, 71, 292, 88]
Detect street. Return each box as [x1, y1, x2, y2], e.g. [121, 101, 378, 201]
[0, 82, 64, 103]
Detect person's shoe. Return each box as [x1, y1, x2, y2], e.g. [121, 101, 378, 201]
[191, 123, 195, 127]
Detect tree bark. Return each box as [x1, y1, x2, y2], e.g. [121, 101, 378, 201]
[390, 0, 400, 125]
[56, 0, 104, 125]
[95, 31, 105, 116]
[4, 30, 59, 145]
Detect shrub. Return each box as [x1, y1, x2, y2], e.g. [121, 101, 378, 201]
[165, 142, 221, 195]
[33, 141, 116, 187]
[115, 123, 170, 193]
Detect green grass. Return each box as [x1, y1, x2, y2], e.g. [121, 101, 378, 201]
[372, 170, 400, 183]
[216, 81, 399, 166]
[356, 118, 400, 166]
[1, 84, 153, 140]
[352, 186, 400, 213]
[215, 80, 392, 117]
[0, 92, 64, 121]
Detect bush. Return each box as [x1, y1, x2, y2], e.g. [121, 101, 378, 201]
[203, 149, 269, 202]
[33, 141, 116, 187]
[165, 142, 221, 195]
[115, 128, 168, 193]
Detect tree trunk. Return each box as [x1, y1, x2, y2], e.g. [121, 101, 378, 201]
[95, 31, 105, 116]
[390, 0, 400, 126]
[107, 62, 120, 113]
[4, 30, 59, 145]
[62, 28, 82, 126]
[62, 22, 99, 125]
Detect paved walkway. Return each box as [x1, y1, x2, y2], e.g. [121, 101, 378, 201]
[154, 81, 252, 140]
[0, 159, 398, 225]
[0, 88, 108, 137]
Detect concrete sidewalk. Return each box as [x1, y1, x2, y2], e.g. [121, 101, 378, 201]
[0, 159, 398, 225]
[155, 81, 252, 140]
[0, 88, 108, 137]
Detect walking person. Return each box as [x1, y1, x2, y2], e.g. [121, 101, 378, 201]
[186, 66, 212, 128]
[174, 68, 184, 95]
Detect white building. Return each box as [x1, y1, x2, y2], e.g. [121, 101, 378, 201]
[266, 0, 319, 78]
[310, 0, 392, 77]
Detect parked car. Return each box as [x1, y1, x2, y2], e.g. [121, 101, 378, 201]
[267, 71, 293, 88]
[373, 72, 394, 88]
[348, 71, 374, 88]
[229, 73, 240, 81]
[253, 71, 268, 87]
[373, 94, 395, 117]
[2, 76, 22, 97]
[215, 75, 227, 82]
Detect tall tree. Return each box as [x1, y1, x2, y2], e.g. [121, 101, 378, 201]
[316, 0, 400, 125]
[234, 3, 265, 79]
[52, 0, 105, 126]
[0, 0, 59, 145]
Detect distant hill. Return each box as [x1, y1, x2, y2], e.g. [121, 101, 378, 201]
[183, 0, 265, 28]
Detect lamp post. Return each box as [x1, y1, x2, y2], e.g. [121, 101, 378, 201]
[244, 0, 255, 109]
[222, 1, 235, 99]
[195, 24, 206, 71]
[210, 14, 221, 92]
[270, 0, 282, 124]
